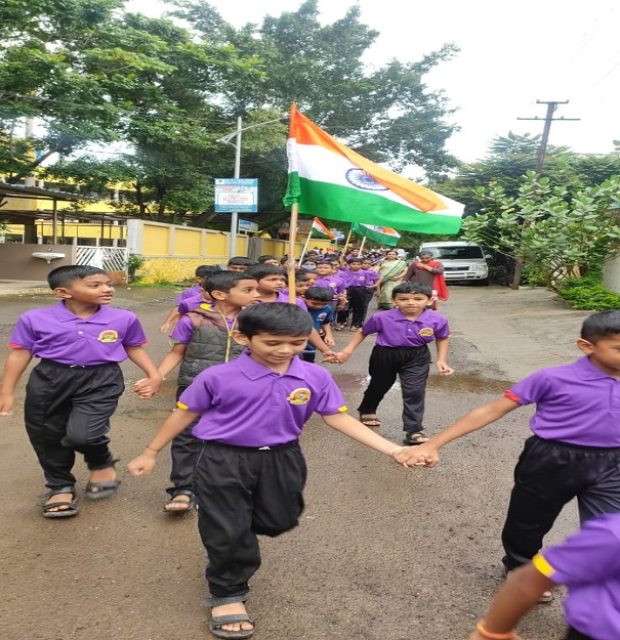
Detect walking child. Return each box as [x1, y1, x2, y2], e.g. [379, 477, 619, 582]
[467, 513, 620, 640]
[301, 286, 335, 363]
[0, 265, 162, 518]
[335, 282, 453, 441]
[128, 303, 410, 639]
[142, 271, 259, 513]
[397, 310, 620, 598]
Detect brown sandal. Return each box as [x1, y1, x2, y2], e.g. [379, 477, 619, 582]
[359, 414, 381, 428]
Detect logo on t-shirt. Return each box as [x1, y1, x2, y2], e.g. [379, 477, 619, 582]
[418, 328, 434, 337]
[288, 387, 312, 405]
[98, 330, 119, 343]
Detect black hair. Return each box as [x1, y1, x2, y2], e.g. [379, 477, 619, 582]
[47, 265, 108, 289]
[204, 271, 256, 294]
[418, 250, 434, 257]
[304, 286, 333, 303]
[581, 311, 620, 343]
[196, 264, 221, 279]
[227, 256, 254, 267]
[246, 263, 285, 281]
[257, 255, 277, 263]
[391, 281, 433, 299]
[301, 257, 317, 263]
[237, 302, 312, 337]
[295, 270, 311, 281]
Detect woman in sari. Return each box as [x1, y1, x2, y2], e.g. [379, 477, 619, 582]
[376, 250, 408, 310]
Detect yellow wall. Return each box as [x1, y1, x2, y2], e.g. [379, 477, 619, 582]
[143, 225, 169, 255]
[7, 223, 124, 240]
[174, 228, 201, 256]
[138, 257, 218, 284]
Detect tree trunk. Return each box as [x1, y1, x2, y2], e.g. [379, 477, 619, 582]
[511, 257, 523, 289]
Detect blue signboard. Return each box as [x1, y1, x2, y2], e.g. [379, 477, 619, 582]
[214, 178, 258, 213]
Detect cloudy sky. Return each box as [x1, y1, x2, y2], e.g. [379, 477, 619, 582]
[127, 0, 620, 163]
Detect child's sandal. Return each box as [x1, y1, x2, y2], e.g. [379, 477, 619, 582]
[42, 486, 79, 518]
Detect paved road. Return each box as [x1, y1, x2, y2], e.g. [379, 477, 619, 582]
[0, 285, 590, 640]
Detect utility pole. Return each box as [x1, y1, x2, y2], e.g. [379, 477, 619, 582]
[508, 101, 580, 289]
[517, 100, 580, 174]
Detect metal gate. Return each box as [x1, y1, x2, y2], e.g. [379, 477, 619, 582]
[75, 246, 128, 274]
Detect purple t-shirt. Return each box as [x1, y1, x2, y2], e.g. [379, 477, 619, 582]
[505, 357, 620, 446]
[9, 301, 147, 365]
[177, 293, 205, 315]
[346, 269, 380, 287]
[314, 275, 347, 295]
[534, 513, 620, 640]
[178, 351, 348, 446]
[274, 290, 308, 310]
[175, 284, 202, 304]
[361, 308, 450, 347]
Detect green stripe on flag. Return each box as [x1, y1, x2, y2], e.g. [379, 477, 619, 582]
[291, 176, 462, 235]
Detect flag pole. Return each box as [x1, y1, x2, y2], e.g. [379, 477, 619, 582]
[359, 235, 367, 254]
[299, 223, 313, 264]
[287, 202, 299, 302]
[342, 224, 353, 255]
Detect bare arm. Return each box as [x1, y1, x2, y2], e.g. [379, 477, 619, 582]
[435, 337, 453, 374]
[126, 345, 163, 397]
[334, 329, 367, 362]
[157, 343, 187, 378]
[160, 307, 180, 334]
[468, 564, 553, 640]
[0, 349, 33, 415]
[394, 396, 520, 467]
[321, 412, 405, 460]
[322, 323, 335, 348]
[127, 407, 200, 475]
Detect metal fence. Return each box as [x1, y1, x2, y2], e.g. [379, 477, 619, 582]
[75, 246, 128, 274]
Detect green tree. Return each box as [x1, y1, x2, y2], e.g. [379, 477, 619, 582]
[461, 172, 620, 290]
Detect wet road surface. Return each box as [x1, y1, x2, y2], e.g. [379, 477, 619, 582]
[0, 285, 591, 639]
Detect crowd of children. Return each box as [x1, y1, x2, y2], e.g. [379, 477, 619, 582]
[1, 247, 619, 640]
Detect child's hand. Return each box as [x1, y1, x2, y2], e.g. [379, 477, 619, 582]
[0, 392, 14, 416]
[321, 351, 340, 364]
[134, 375, 163, 398]
[323, 335, 336, 348]
[159, 321, 172, 334]
[128, 452, 157, 476]
[334, 351, 351, 363]
[393, 444, 440, 468]
[436, 362, 454, 375]
[468, 632, 522, 640]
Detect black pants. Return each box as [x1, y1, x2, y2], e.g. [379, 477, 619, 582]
[502, 436, 620, 570]
[358, 345, 431, 432]
[167, 385, 201, 496]
[565, 629, 593, 640]
[300, 351, 316, 363]
[24, 360, 124, 489]
[348, 286, 371, 328]
[194, 440, 307, 599]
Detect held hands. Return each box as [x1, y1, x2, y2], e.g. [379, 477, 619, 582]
[393, 443, 440, 468]
[133, 375, 163, 399]
[322, 351, 351, 364]
[0, 392, 14, 416]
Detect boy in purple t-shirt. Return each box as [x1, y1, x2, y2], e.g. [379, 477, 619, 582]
[468, 513, 620, 640]
[398, 310, 620, 600]
[0, 265, 162, 518]
[336, 281, 453, 441]
[128, 303, 410, 640]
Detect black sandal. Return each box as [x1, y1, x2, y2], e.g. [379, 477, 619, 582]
[42, 487, 79, 519]
[85, 479, 121, 500]
[403, 432, 430, 445]
[163, 491, 196, 514]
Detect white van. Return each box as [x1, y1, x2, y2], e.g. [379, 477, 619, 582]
[418, 241, 489, 284]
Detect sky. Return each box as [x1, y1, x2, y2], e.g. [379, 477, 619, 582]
[125, 0, 620, 164]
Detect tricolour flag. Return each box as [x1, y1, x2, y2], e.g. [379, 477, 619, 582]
[284, 104, 464, 234]
[311, 217, 335, 240]
[352, 222, 400, 247]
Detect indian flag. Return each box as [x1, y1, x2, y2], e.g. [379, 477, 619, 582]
[284, 104, 464, 234]
[352, 222, 400, 247]
[311, 217, 335, 240]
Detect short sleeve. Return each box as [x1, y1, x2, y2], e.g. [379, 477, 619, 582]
[177, 371, 215, 414]
[122, 314, 148, 346]
[506, 369, 551, 406]
[8, 315, 35, 350]
[361, 314, 379, 336]
[434, 316, 450, 340]
[170, 316, 194, 344]
[534, 515, 620, 586]
[367, 271, 380, 284]
[323, 307, 334, 324]
[312, 373, 348, 415]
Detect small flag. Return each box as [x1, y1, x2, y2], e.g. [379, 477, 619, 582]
[352, 222, 401, 247]
[311, 217, 335, 240]
[284, 104, 464, 234]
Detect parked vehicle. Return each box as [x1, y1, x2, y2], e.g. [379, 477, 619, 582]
[418, 241, 489, 285]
